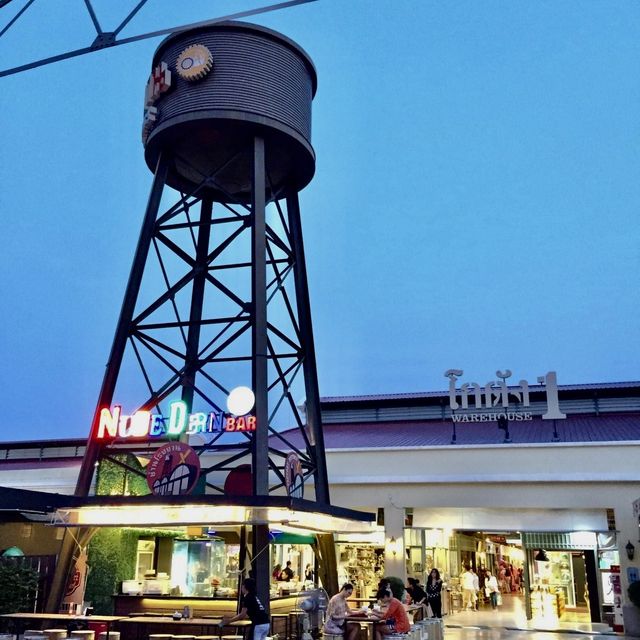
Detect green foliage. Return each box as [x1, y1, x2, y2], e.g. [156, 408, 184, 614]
[85, 529, 138, 614]
[0, 561, 39, 614]
[629, 580, 640, 608]
[96, 454, 149, 496]
[85, 528, 180, 614]
[383, 576, 405, 601]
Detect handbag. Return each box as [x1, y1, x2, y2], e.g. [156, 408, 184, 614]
[496, 593, 503, 606]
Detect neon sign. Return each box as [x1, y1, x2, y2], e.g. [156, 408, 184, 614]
[96, 388, 257, 440]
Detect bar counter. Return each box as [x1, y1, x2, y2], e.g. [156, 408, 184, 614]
[113, 593, 300, 616]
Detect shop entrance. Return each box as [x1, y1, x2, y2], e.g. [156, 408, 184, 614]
[401, 526, 614, 629]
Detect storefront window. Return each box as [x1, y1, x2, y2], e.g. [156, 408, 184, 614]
[530, 551, 576, 608]
[335, 532, 385, 597]
[403, 528, 451, 584]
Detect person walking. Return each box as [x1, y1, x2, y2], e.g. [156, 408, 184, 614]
[425, 568, 443, 618]
[484, 570, 500, 610]
[460, 565, 476, 611]
[471, 568, 480, 610]
[223, 578, 270, 640]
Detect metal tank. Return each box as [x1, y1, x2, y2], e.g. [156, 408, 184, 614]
[143, 21, 317, 201]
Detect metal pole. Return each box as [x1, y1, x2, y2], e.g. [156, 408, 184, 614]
[287, 192, 330, 504]
[75, 154, 168, 497]
[251, 136, 270, 611]
[521, 533, 532, 620]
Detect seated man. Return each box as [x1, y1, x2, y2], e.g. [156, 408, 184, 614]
[323, 583, 362, 640]
[370, 588, 410, 640]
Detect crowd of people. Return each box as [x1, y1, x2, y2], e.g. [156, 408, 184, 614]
[323, 571, 445, 640]
[459, 562, 522, 611]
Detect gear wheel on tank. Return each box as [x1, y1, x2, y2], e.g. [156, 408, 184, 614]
[176, 44, 214, 81]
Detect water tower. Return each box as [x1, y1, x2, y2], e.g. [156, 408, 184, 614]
[72, 21, 350, 606]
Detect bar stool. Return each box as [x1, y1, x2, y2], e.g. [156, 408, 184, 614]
[70, 631, 95, 640]
[287, 611, 305, 640]
[149, 635, 173, 640]
[97, 633, 120, 640]
[226, 620, 251, 640]
[171, 636, 197, 640]
[43, 630, 67, 640]
[270, 613, 289, 640]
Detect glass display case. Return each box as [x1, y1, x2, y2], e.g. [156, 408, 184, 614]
[171, 538, 240, 597]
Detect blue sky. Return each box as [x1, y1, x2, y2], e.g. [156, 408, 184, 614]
[0, 0, 638, 441]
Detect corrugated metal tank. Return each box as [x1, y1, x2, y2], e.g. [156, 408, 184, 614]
[143, 21, 317, 202]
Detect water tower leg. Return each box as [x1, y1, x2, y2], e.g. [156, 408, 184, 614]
[180, 196, 214, 433]
[75, 152, 168, 496]
[251, 135, 270, 611]
[287, 192, 330, 505]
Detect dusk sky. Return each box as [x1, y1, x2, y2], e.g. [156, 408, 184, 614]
[1, 0, 638, 442]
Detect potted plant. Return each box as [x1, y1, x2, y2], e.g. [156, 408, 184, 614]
[624, 580, 640, 637]
[382, 576, 405, 601]
[0, 561, 39, 614]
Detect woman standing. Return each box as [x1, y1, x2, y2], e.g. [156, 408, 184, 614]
[484, 570, 500, 609]
[425, 568, 443, 618]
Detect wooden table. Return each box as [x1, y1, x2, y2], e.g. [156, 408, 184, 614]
[345, 615, 378, 640]
[0, 613, 126, 640]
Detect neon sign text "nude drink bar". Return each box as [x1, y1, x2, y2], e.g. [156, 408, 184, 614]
[96, 387, 256, 440]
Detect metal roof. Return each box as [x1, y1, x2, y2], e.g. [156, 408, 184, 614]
[320, 381, 640, 404]
[275, 413, 640, 449]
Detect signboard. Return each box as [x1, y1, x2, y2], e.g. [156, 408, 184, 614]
[284, 452, 304, 498]
[610, 565, 624, 632]
[97, 387, 257, 440]
[61, 547, 88, 614]
[444, 369, 566, 423]
[146, 442, 201, 496]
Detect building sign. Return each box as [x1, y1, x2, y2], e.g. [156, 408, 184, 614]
[146, 442, 201, 496]
[284, 452, 304, 498]
[96, 387, 257, 440]
[444, 369, 566, 423]
[142, 61, 173, 143]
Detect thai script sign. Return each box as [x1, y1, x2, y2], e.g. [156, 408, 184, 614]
[444, 369, 566, 423]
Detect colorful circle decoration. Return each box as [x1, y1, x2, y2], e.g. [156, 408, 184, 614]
[176, 44, 214, 81]
[146, 442, 201, 496]
[284, 452, 304, 498]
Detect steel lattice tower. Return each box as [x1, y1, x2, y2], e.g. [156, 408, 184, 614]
[73, 21, 331, 607]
